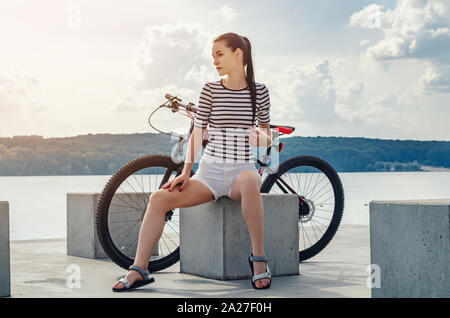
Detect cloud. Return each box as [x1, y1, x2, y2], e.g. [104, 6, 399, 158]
[420, 62, 450, 92]
[129, 22, 216, 92]
[335, 89, 401, 125]
[266, 60, 338, 125]
[115, 4, 247, 121]
[208, 4, 243, 22]
[360, 40, 371, 47]
[113, 95, 141, 113]
[259, 57, 433, 139]
[350, 0, 450, 95]
[350, 0, 450, 62]
[0, 72, 42, 114]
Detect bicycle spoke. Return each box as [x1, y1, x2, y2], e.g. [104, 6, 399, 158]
[313, 214, 332, 221]
[311, 187, 333, 203]
[300, 222, 307, 250]
[306, 173, 325, 199]
[308, 218, 320, 242]
[117, 185, 146, 212]
[308, 180, 330, 201]
[310, 218, 328, 229]
[160, 232, 174, 254]
[304, 172, 315, 198]
[109, 206, 143, 214]
[124, 177, 147, 208]
[315, 208, 334, 213]
[113, 221, 138, 248]
[131, 173, 148, 207]
[165, 219, 179, 236]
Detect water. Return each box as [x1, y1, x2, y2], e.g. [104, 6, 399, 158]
[0, 172, 449, 241]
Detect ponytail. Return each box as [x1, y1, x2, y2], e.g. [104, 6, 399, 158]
[241, 36, 257, 126]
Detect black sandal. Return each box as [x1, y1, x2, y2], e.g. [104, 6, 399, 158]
[112, 265, 155, 292]
[248, 253, 272, 289]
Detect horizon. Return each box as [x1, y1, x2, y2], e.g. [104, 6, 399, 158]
[1, 0, 449, 141]
[2, 131, 449, 143]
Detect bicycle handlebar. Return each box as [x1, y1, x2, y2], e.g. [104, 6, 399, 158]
[165, 93, 197, 113]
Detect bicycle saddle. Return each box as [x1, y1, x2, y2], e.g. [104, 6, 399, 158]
[269, 124, 295, 135]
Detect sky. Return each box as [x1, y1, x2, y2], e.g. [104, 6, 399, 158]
[1, 0, 449, 141]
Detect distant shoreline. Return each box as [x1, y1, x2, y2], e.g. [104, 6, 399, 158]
[1, 169, 450, 177]
[1, 133, 449, 175]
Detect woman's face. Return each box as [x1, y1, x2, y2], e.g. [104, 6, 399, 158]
[212, 40, 243, 76]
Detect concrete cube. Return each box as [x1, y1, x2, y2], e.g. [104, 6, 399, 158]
[67, 193, 158, 259]
[0, 201, 10, 297]
[370, 199, 450, 298]
[180, 194, 299, 280]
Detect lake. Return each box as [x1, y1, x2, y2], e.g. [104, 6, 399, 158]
[1, 171, 449, 240]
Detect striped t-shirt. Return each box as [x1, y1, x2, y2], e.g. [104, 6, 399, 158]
[193, 79, 271, 163]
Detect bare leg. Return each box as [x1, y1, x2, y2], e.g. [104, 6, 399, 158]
[239, 174, 270, 287]
[113, 179, 214, 289]
[112, 194, 169, 289]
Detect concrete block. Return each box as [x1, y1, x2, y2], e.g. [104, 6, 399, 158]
[180, 194, 299, 280]
[67, 193, 158, 259]
[0, 201, 10, 297]
[370, 199, 450, 298]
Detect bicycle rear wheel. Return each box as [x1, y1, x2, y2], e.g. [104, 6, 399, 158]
[260, 155, 344, 261]
[96, 154, 189, 272]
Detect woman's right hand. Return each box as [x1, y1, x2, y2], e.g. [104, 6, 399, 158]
[161, 172, 190, 192]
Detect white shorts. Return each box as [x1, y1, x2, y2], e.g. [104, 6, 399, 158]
[190, 156, 260, 201]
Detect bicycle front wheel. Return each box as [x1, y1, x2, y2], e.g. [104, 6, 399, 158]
[96, 154, 188, 272]
[260, 155, 344, 262]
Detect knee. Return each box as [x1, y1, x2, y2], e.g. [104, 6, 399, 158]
[149, 189, 170, 210]
[238, 172, 261, 194]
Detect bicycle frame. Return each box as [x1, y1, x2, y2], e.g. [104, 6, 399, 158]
[169, 120, 307, 204]
[152, 93, 305, 203]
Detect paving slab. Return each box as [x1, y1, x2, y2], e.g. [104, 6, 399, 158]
[6, 225, 371, 298]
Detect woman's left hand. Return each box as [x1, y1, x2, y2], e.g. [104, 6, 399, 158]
[249, 127, 270, 147]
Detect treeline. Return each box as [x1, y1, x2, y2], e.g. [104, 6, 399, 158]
[279, 136, 450, 172]
[0, 133, 449, 176]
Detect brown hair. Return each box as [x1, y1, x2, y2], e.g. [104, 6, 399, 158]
[214, 32, 257, 125]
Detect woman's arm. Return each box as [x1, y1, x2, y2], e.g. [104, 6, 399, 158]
[249, 123, 272, 147]
[257, 123, 272, 146]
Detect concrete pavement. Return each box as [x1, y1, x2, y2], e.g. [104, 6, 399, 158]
[7, 225, 371, 298]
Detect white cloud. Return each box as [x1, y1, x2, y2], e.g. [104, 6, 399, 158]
[130, 22, 216, 91]
[335, 90, 400, 125]
[113, 3, 248, 136]
[266, 60, 338, 125]
[350, 0, 450, 96]
[259, 56, 438, 139]
[0, 71, 43, 114]
[113, 95, 141, 113]
[208, 4, 243, 22]
[350, 0, 450, 61]
[360, 40, 371, 47]
[420, 62, 450, 92]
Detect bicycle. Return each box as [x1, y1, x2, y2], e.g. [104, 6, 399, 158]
[96, 93, 345, 272]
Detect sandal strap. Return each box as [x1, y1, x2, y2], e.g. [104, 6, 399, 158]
[128, 265, 150, 280]
[249, 255, 268, 262]
[252, 271, 271, 282]
[118, 277, 130, 288]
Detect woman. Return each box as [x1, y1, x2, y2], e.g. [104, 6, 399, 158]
[113, 32, 273, 291]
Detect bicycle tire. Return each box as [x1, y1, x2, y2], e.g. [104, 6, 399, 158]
[260, 155, 344, 262]
[96, 153, 186, 272]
